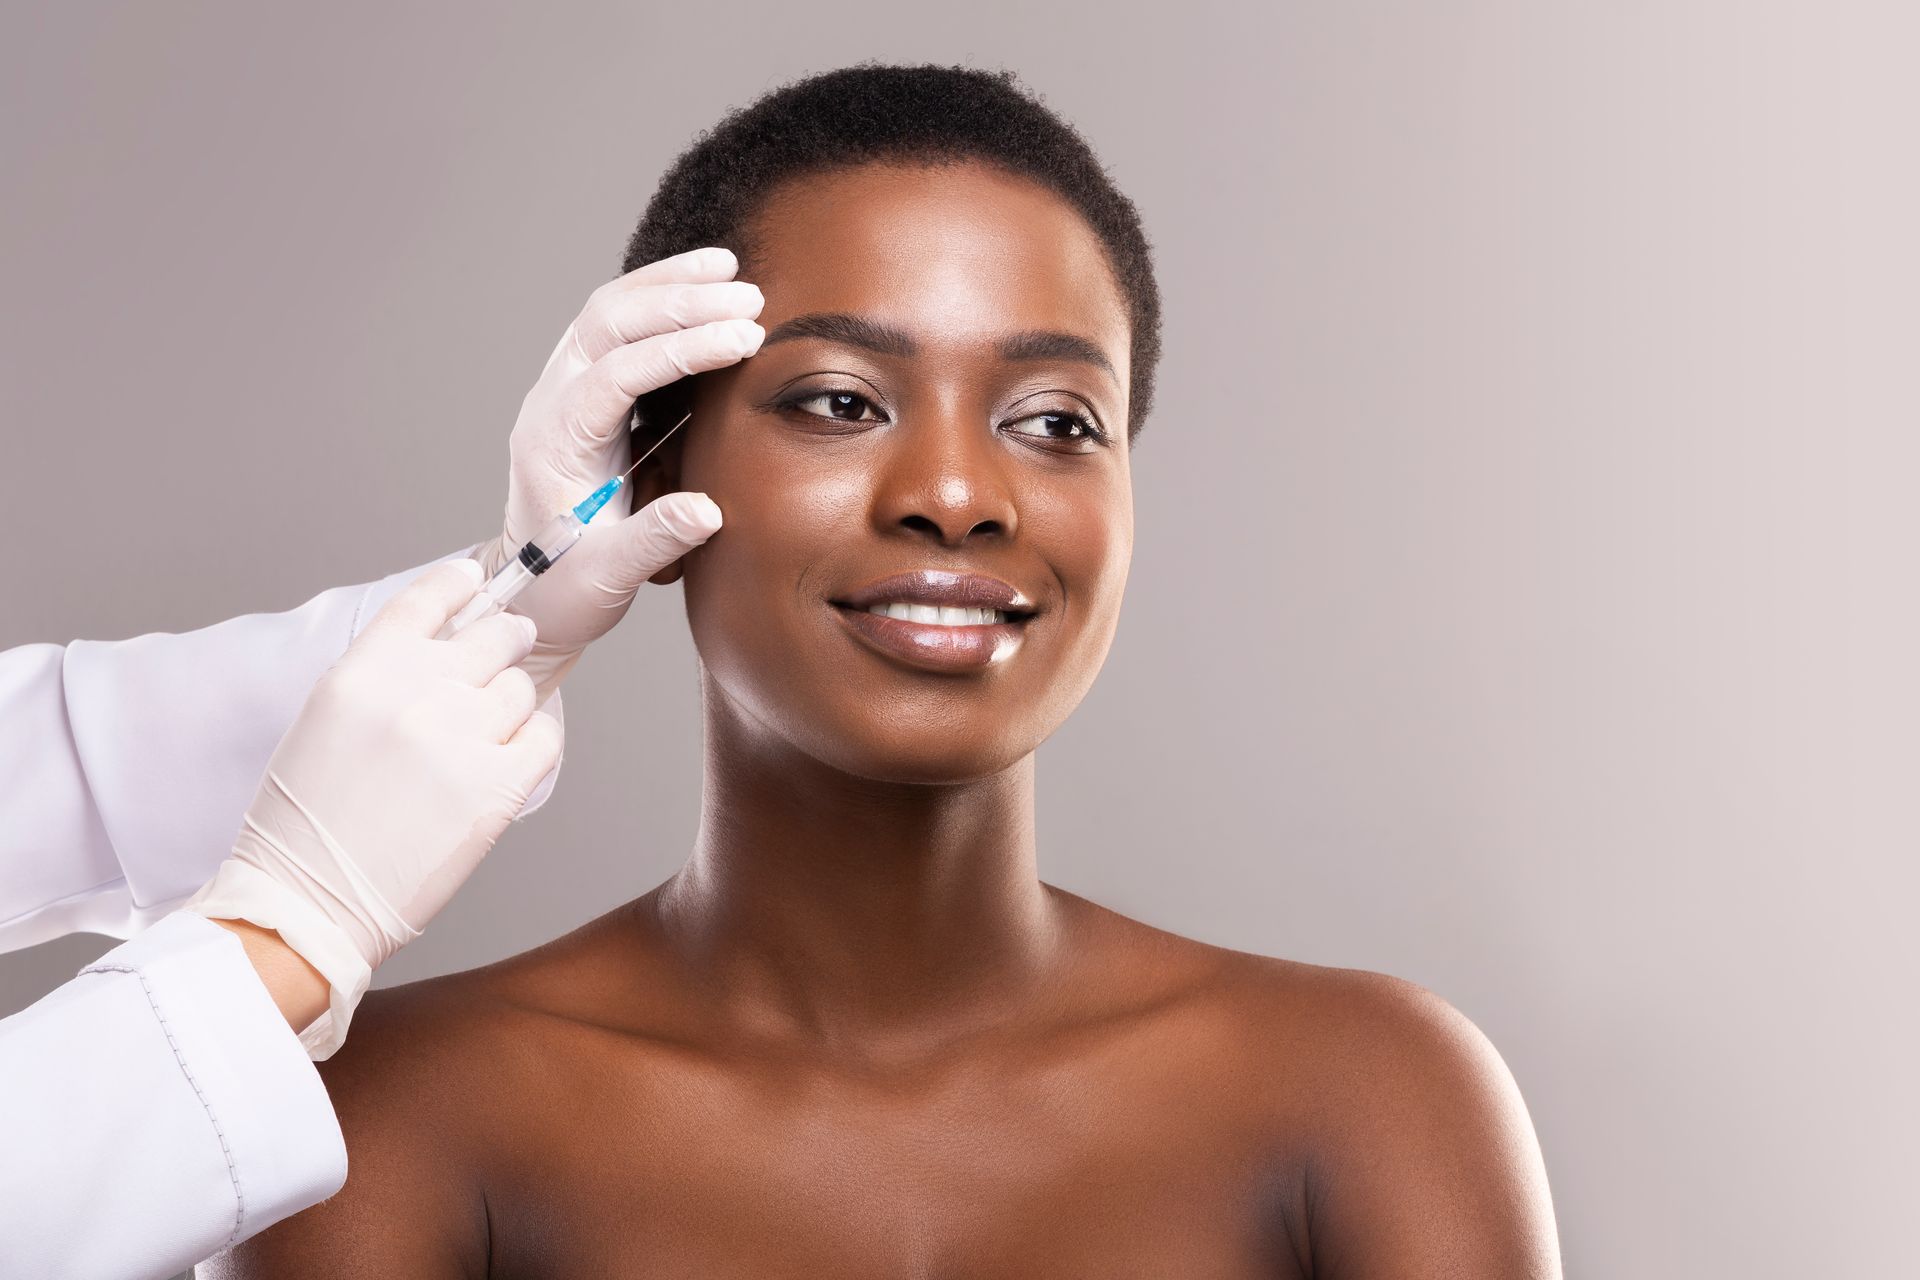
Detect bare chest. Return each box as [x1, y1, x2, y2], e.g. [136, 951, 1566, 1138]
[482, 1045, 1311, 1279]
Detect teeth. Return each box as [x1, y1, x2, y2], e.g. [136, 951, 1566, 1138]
[864, 601, 1008, 625]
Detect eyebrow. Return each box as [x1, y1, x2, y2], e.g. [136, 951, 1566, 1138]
[761, 312, 1118, 384]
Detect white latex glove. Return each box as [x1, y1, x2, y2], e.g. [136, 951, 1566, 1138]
[481, 245, 766, 698]
[182, 559, 563, 1058]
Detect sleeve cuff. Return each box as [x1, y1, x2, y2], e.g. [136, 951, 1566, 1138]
[81, 912, 348, 1238]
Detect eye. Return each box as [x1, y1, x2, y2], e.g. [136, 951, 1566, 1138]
[782, 390, 886, 423]
[1003, 408, 1111, 450]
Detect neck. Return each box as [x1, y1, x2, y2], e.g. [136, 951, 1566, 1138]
[653, 675, 1060, 1051]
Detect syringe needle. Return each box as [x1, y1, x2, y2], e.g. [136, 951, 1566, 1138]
[621, 410, 693, 482]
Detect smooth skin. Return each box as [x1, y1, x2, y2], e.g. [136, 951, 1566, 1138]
[205, 161, 1561, 1278]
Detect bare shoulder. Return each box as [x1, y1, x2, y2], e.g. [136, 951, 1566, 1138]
[1046, 883, 1456, 1043]
[1281, 961, 1562, 1276]
[1051, 886, 1531, 1093]
[1051, 890, 1562, 1277]
[310, 911, 618, 1095]
[1244, 958, 1562, 1276]
[1210, 951, 1539, 1149]
[1219, 947, 1517, 1086]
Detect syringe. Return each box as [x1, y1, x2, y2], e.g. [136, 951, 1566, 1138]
[439, 411, 692, 638]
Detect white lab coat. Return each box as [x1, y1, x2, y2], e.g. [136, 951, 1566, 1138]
[0, 551, 562, 1279]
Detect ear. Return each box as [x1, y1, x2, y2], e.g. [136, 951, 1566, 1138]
[625, 416, 692, 587]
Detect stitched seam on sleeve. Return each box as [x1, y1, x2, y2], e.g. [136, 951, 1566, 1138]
[346, 581, 376, 643]
[79, 962, 248, 1246]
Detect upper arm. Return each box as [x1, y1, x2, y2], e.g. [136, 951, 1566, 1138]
[1307, 974, 1562, 1279]
[196, 996, 490, 1279]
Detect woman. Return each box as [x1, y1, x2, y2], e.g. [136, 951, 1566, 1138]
[207, 63, 1561, 1278]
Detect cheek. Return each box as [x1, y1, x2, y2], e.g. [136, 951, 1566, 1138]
[688, 455, 866, 616]
[1010, 480, 1134, 741]
[1031, 478, 1134, 649]
[676, 434, 866, 727]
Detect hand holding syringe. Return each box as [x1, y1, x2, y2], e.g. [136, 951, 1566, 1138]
[457, 246, 764, 690]
[438, 411, 693, 638]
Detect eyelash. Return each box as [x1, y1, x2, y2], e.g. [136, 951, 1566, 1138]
[771, 388, 1113, 448]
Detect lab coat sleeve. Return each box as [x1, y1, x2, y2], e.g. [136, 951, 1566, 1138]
[0, 549, 563, 954]
[0, 911, 346, 1280]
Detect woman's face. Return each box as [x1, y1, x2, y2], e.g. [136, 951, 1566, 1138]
[657, 159, 1134, 783]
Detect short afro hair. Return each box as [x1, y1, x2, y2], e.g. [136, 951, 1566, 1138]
[620, 62, 1163, 448]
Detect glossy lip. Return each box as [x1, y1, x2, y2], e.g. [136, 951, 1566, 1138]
[829, 601, 1030, 673]
[830, 569, 1039, 615]
[827, 570, 1040, 674]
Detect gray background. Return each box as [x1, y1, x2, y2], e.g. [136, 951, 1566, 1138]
[4, 2, 1914, 1275]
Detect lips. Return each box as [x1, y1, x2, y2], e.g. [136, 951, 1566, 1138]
[828, 570, 1038, 673]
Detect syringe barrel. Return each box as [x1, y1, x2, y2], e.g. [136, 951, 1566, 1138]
[517, 510, 588, 573]
[438, 512, 587, 638]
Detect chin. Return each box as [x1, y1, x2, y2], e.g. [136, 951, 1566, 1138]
[789, 701, 1049, 786]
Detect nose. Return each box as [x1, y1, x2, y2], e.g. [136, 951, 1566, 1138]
[870, 407, 1019, 546]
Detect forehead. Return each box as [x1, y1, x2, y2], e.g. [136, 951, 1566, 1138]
[745, 160, 1129, 360]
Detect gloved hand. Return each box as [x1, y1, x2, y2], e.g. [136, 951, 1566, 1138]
[479, 245, 765, 699]
[182, 559, 563, 1058]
